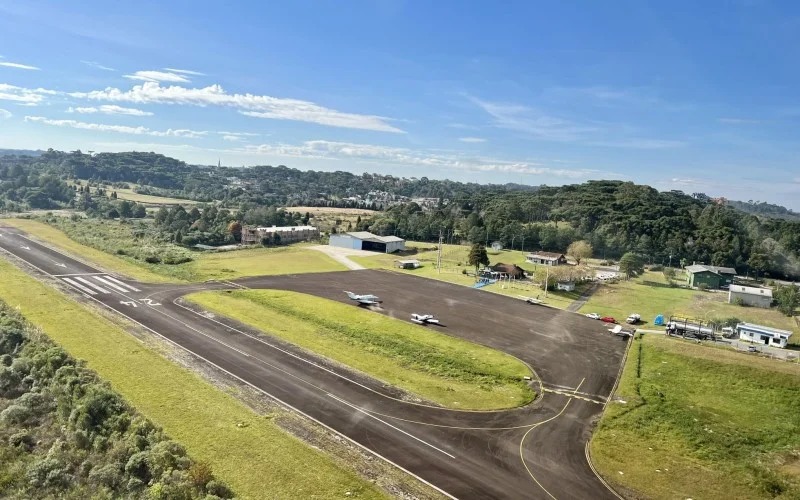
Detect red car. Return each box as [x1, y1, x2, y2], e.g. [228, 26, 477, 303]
[600, 316, 617, 324]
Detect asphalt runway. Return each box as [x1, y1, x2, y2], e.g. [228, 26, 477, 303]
[0, 225, 629, 499]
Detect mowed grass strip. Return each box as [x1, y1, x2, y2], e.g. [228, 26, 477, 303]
[187, 290, 534, 410]
[190, 245, 346, 280]
[1, 218, 175, 283]
[0, 259, 384, 499]
[590, 334, 800, 499]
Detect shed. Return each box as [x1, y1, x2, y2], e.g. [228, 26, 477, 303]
[328, 231, 405, 253]
[685, 264, 736, 289]
[728, 285, 773, 308]
[556, 281, 575, 292]
[736, 322, 793, 348]
[525, 252, 567, 266]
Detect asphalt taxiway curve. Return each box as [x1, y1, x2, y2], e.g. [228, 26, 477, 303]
[0, 225, 628, 499]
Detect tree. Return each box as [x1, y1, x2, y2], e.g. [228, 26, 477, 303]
[467, 243, 490, 278]
[272, 232, 281, 245]
[748, 252, 770, 280]
[226, 221, 242, 242]
[774, 285, 800, 316]
[619, 252, 644, 279]
[566, 240, 592, 265]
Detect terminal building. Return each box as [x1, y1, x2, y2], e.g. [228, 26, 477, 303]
[736, 323, 793, 348]
[328, 231, 406, 253]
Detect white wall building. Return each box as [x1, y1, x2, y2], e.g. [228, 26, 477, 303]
[728, 285, 773, 308]
[328, 231, 405, 253]
[736, 323, 793, 348]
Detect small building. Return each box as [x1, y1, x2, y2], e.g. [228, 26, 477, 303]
[328, 231, 405, 253]
[396, 259, 421, 269]
[490, 263, 526, 279]
[525, 251, 567, 266]
[728, 285, 773, 308]
[241, 225, 319, 245]
[556, 281, 575, 292]
[685, 264, 736, 289]
[736, 322, 793, 348]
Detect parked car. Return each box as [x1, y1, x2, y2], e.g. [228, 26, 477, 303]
[585, 312, 601, 320]
[600, 316, 617, 324]
[626, 313, 641, 324]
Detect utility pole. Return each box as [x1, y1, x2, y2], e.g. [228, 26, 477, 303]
[544, 265, 549, 298]
[437, 231, 443, 274]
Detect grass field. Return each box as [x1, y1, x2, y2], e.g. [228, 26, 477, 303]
[578, 271, 799, 343]
[0, 259, 384, 499]
[186, 290, 534, 410]
[2, 218, 347, 282]
[113, 187, 199, 205]
[351, 242, 583, 309]
[591, 334, 800, 499]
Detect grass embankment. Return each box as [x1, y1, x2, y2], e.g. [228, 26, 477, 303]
[351, 242, 582, 308]
[186, 290, 534, 410]
[591, 335, 800, 498]
[0, 259, 384, 499]
[2, 218, 346, 282]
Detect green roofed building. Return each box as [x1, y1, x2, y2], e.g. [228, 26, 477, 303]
[685, 264, 736, 289]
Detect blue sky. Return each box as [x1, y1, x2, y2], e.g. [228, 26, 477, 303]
[1, 0, 799, 209]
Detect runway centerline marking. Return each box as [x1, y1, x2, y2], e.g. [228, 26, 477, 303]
[327, 393, 456, 459]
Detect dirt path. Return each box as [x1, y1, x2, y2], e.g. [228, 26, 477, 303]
[308, 245, 367, 270]
[567, 283, 599, 312]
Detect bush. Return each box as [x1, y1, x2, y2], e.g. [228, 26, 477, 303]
[144, 255, 162, 264]
[734, 297, 745, 306]
[698, 283, 709, 291]
[649, 264, 664, 272]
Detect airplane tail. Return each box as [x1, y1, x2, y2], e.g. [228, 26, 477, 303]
[344, 291, 357, 299]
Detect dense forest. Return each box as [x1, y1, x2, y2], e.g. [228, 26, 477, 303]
[0, 301, 233, 499]
[1, 150, 799, 279]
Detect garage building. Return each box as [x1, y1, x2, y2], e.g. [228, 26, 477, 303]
[328, 231, 405, 253]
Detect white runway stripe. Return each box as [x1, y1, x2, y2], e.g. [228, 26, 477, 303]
[93, 275, 132, 293]
[75, 276, 110, 293]
[102, 275, 141, 292]
[62, 277, 97, 295]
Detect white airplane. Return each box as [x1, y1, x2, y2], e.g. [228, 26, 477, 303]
[344, 291, 382, 306]
[518, 295, 544, 305]
[411, 313, 440, 325]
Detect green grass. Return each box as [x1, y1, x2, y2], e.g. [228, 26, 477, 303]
[113, 187, 199, 205]
[578, 271, 799, 343]
[186, 290, 534, 410]
[2, 218, 347, 283]
[590, 334, 800, 499]
[0, 259, 384, 499]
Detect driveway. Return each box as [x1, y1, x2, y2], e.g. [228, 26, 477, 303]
[308, 244, 372, 270]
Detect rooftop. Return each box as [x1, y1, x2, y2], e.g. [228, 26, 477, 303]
[685, 264, 737, 275]
[736, 322, 792, 338]
[342, 231, 405, 244]
[256, 225, 317, 232]
[729, 285, 773, 298]
[526, 251, 565, 259]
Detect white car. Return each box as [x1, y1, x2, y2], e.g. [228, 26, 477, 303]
[626, 313, 641, 324]
[585, 313, 601, 320]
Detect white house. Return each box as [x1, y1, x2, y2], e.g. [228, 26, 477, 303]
[556, 281, 575, 292]
[736, 322, 793, 348]
[728, 285, 772, 308]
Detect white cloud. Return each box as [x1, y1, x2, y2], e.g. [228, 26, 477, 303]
[123, 70, 191, 83]
[471, 97, 596, 141]
[217, 130, 259, 137]
[222, 135, 243, 142]
[25, 116, 207, 138]
[0, 61, 40, 70]
[0, 84, 58, 105]
[71, 82, 404, 133]
[80, 60, 116, 72]
[459, 137, 486, 143]
[67, 105, 153, 116]
[0, 109, 11, 119]
[163, 68, 204, 76]
[589, 139, 687, 149]
[238, 140, 597, 178]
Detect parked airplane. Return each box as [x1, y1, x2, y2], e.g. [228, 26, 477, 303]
[411, 313, 440, 325]
[344, 291, 382, 305]
[518, 295, 544, 305]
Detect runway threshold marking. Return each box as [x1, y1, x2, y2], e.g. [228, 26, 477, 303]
[327, 393, 456, 459]
[519, 377, 586, 500]
[61, 277, 97, 296]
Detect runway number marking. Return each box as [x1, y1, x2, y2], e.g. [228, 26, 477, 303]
[140, 299, 161, 306]
[20, 245, 30, 250]
[120, 300, 138, 308]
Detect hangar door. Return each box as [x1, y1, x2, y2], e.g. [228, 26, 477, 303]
[361, 241, 386, 252]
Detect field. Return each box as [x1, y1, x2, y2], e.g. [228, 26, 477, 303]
[186, 290, 534, 410]
[590, 334, 800, 499]
[70, 179, 198, 205]
[0, 259, 384, 499]
[350, 241, 585, 309]
[579, 271, 799, 344]
[2, 218, 347, 282]
[285, 206, 377, 234]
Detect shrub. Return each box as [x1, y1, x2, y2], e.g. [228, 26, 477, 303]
[650, 264, 664, 272]
[144, 255, 162, 264]
[734, 297, 745, 306]
[698, 283, 709, 291]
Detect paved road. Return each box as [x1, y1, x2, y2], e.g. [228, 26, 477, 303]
[0, 226, 628, 499]
[566, 283, 599, 312]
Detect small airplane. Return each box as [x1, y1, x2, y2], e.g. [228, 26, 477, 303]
[518, 295, 544, 305]
[411, 313, 440, 325]
[344, 291, 382, 306]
